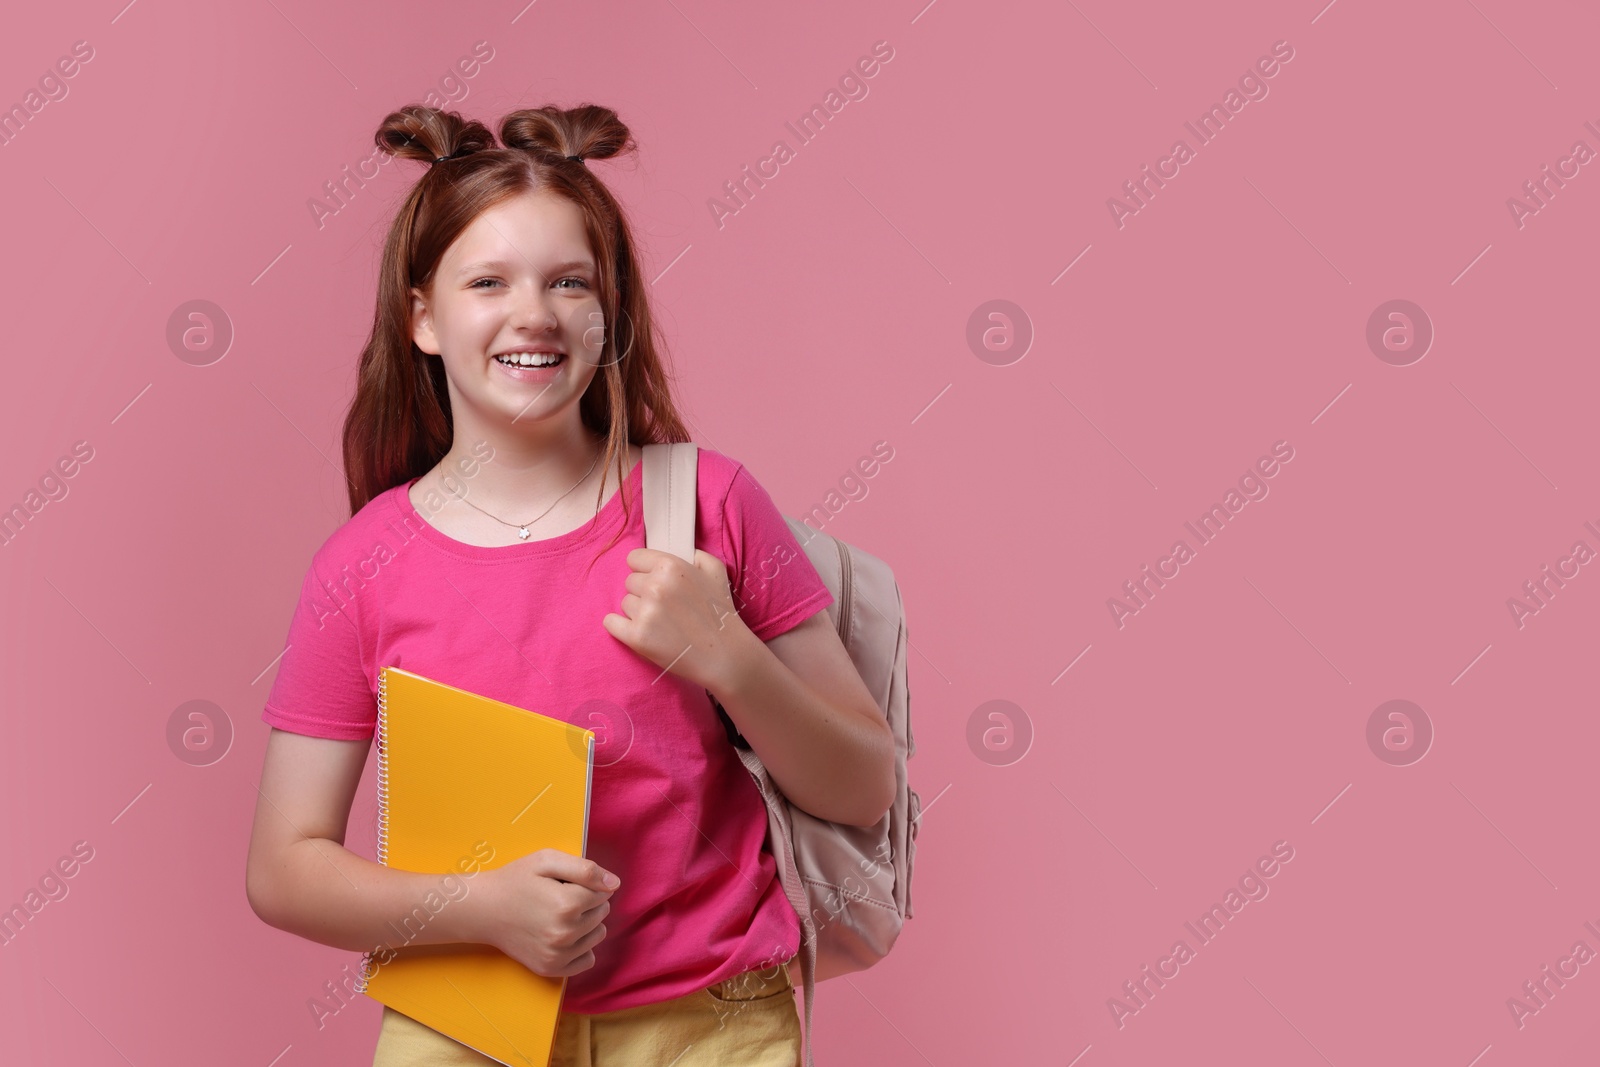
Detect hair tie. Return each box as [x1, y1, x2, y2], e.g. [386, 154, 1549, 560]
[567, 154, 584, 162]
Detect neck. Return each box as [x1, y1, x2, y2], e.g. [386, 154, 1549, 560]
[438, 415, 610, 512]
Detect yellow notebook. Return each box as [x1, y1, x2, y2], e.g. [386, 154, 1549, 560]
[355, 666, 594, 1067]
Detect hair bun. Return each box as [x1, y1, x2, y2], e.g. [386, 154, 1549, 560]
[376, 105, 497, 165]
[500, 105, 634, 165]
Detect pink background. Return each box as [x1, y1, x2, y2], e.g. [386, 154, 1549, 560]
[1, 1, 1597, 1064]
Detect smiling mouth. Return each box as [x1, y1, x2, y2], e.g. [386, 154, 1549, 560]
[493, 353, 565, 368]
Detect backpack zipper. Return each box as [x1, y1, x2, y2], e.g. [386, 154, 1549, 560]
[834, 539, 854, 646]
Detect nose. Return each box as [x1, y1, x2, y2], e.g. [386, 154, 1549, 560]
[510, 282, 560, 333]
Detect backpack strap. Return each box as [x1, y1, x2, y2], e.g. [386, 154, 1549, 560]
[641, 441, 698, 562]
[643, 444, 753, 751]
[642, 441, 819, 1067]
[741, 745, 819, 1067]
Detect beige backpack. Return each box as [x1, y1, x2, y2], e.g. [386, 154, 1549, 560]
[642, 442, 920, 1067]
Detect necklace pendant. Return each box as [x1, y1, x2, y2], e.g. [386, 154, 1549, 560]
[517, 526, 531, 540]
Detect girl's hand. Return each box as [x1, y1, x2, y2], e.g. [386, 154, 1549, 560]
[601, 548, 750, 691]
[475, 849, 618, 978]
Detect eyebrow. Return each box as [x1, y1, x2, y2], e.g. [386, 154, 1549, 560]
[455, 258, 595, 278]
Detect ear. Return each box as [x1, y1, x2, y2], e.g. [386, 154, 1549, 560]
[411, 287, 440, 356]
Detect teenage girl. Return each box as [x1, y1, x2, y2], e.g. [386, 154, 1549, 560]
[243, 104, 895, 1067]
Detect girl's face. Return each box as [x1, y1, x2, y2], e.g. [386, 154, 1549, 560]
[410, 189, 608, 432]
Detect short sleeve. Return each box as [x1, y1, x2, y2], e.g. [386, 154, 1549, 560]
[719, 462, 834, 642]
[260, 553, 377, 741]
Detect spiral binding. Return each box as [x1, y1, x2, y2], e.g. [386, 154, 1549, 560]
[374, 667, 390, 866]
[354, 667, 391, 994]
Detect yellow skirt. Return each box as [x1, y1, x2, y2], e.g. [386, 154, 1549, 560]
[371, 964, 802, 1067]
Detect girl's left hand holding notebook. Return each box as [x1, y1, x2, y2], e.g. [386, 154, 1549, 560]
[601, 546, 752, 693]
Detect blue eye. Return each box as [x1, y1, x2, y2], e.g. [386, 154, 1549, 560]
[470, 276, 588, 290]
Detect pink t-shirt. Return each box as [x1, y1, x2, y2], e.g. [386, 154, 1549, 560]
[260, 447, 833, 1013]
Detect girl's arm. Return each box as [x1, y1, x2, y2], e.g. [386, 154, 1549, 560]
[245, 729, 494, 952]
[245, 729, 617, 977]
[708, 610, 897, 829]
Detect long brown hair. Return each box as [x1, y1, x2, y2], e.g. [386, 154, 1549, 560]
[341, 103, 691, 567]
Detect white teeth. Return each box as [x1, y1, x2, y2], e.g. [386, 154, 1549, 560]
[496, 353, 561, 367]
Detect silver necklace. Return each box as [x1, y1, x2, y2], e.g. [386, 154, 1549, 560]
[440, 446, 604, 540]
